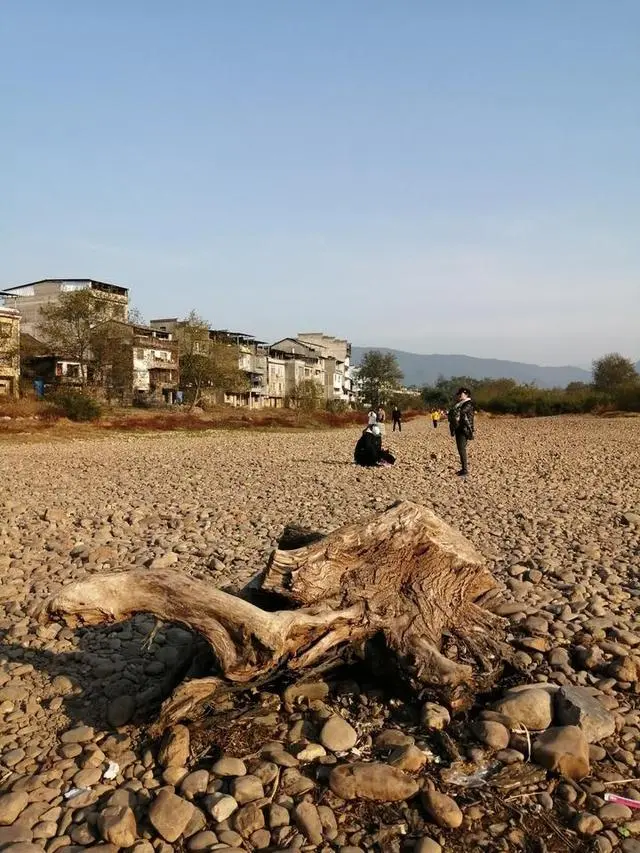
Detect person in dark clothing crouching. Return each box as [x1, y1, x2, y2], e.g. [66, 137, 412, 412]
[354, 425, 395, 467]
[447, 387, 474, 476]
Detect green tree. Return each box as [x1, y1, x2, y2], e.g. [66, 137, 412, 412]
[209, 341, 250, 394]
[175, 312, 216, 409]
[38, 290, 111, 387]
[422, 375, 478, 408]
[389, 390, 425, 412]
[288, 379, 323, 411]
[0, 318, 18, 364]
[358, 350, 403, 408]
[128, 306, 145, 325]
[175, 312, 248, 409]
[565, 381, 590, 393]
[89, 322, 134, 404]
[592, 353, 638, 391]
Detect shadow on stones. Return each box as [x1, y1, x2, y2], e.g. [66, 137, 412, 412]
[0, 525, 333, 735]
[0, 617, 200, 732]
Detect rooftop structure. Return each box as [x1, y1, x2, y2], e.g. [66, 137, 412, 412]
[1, 279, 129, 336]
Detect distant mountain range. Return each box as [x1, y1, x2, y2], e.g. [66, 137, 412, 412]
[351, 347, 625, 389]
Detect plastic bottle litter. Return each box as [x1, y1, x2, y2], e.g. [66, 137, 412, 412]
[441, 762, 497, 788]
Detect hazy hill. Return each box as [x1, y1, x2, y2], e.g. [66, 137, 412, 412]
[351, 347, 596, 389]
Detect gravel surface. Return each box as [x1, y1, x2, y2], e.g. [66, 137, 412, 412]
[1, 414, 640, 853]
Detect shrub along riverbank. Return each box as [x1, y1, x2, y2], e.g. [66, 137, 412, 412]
[422, 378, 640, 417]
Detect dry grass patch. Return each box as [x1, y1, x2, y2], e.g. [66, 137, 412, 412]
[0, 401, 424, 442]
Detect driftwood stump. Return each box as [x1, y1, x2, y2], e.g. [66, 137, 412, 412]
[41, 501, 510, 733]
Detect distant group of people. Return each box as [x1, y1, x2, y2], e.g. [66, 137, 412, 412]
[366, 405, 403, 432]
[354, 388, 475, 476]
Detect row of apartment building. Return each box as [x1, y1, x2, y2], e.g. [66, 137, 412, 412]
[0, 279, 359, 406]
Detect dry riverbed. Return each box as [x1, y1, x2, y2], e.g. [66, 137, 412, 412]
[1, 415, 639, 853]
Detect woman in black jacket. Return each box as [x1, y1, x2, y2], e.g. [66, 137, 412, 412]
[447, 387, 475, 476]
[354, 425, 383, 467]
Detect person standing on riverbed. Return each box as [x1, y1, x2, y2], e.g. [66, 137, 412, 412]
[431, 409, 440, 429]
[392, 405, 402, 432]
[448, 387, 475, 476]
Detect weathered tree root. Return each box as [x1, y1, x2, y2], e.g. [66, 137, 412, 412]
[41, 501, 511, 732]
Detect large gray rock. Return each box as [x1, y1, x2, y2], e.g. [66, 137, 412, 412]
[60, 725, 94, 744]
[148, 790, 195, 842]
[205, 794, 238, 823]
[473, 720, 510, 750]
[492, 687, 554, 731]
[532, 726, 590, 780]
[180, 770, 210, 799]
[230, 776, 264, 804]
[233, 803, 265, 838]
[0, 823, 33, 847]
[421, 786, 463, 828]
[320, 716, 357, 752]
[374, 730, 415, 751]
[555, 687, 616, 743]
[573, 812, 603, 837]
[280, 767, 315, 796]
[294, 802, 323, 845]
[329, 762, 419, 802]
[0, 792, 29, 826]
[186, 830, 218, 851]
[268, 804, 290, 829]
[599, 802, 633, 824]
[388, 744, 427, 772]
[98, 806, 137, 847]
[211, 757, 246, 777]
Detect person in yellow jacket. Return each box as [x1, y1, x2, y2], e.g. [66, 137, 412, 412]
[431, 409, 440, 429]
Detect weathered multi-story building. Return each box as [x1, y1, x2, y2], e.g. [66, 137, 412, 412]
[297, 332, 354, 403]
[19, 333, 84, 391]
[151, 319, 287, 408]
[1, 279, 129, 337]
[266, 358, 286, 406]
[19, 320, 179, 404]
[97, 320, 179, 405]
[0, 306, 20, 398]
[209, 330, 270, 408]
[269, 338, 328, 401]
[150, 320, 356, 409]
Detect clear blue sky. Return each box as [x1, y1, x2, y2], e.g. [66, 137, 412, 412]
[1, 1, 638, 365]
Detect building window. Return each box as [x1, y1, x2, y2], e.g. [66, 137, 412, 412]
[66, 364, 80, 379]
[135, 348, 144, 360]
